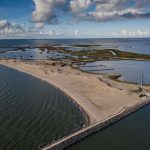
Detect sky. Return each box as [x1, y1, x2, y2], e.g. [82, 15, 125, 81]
[0, 0, 150, 39]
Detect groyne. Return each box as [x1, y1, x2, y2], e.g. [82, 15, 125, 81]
[40, 97, 150, 150]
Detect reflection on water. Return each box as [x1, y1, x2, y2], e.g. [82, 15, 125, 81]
[68, 104, 150, 150]
[0, 48, 70, 60]
[0, 65, 85, 150]
[0, 38, 150, 54]
[79, 60, 150, 85]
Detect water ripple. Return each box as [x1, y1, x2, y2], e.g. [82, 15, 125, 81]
[0, 65, 85, 150]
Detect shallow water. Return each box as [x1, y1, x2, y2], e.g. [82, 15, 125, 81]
[68, 104, 150, 150]
[0, 65, 85, 150]
[79, 60, 150, 85]
[0, 38, 150, 54]
[0, 48, 70, 60]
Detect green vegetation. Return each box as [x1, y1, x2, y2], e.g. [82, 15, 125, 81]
[108, 74, 122, 80]
[1, 45, 150, 63]
[56, 47, 150, 62]
[70, 44, 102, 47]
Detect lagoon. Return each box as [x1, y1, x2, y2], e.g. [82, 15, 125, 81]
[79, 60, 150, 85]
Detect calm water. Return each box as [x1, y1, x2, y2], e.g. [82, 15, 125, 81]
[0, 65, 85, 150]
[1, 38, 150, 60]
[79, 60, 150, 85]
[0, 48, 70, 60]
[68, 104, 150, 150]
[0, 38, 150, 54]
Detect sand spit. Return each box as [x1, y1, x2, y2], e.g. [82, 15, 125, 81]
[0, 59, 150, 149]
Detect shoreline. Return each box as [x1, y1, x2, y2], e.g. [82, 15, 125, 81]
[0, 59, 150, 149]
[41, 98, 150, 150]
[0, 61, 96, 124]
[0, 64, 90, 127]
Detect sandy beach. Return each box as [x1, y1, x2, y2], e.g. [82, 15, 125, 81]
[0, 59, 149, 125]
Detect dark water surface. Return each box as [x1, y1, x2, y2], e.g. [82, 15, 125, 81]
[0, 65, 85, 150]
[68, 104, 150, 150]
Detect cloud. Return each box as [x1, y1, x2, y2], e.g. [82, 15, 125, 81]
[0, 20, 26, 35]
[78, 0, 150, 22]
[0, 20, 45, 38]
[31, 0, 150, 25]
[74, 29, 80, 36]
[32, 0, 67, 25]
[1, 19, 150, 38]
[0, 20, 79, 38]
[121, 29, 128, 36]
[70, 0, 92, 12]
[81, 8, 145, 22]
[112, 32, 118, 37]
[121, 29, 150, 37]
[35, 23, 44, 28]
[111, 29, 150, 37]
[136, 0, 150, 8]
[48, 30, 56, 36]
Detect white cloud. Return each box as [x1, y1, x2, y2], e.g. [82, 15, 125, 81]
[0, 20, 83, 38]
[35, 23, 44, 28]
[121, 29, 128, 36]
[47, 30, 56, 36]
[70, 0, 92, 12]
[32, 0, 66, 24]
[31, 0, 150, 25]
[0, 20, 26, 35]
[74, 29, 80, 36]
[111, 29, 150, 37]
[121, 29, 150, 37]
[112, 32, 118, 37]
[80, 0, 149, 22]
[0, 20, 47, 38]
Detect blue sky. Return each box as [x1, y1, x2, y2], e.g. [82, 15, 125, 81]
[0, 0, 150, 38]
